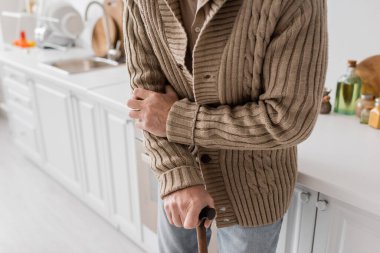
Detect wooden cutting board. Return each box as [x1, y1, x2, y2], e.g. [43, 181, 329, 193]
[92, 16, 117, 58]
[104, 0, 125, 59]
[356, 55, 380, 97]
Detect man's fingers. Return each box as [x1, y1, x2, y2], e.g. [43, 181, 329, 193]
[126, 98, 143, 110]
[133, 88, 153, 99]
[163, 201, 174, 225]
[183, 207, 201, 229]
[172, 211, 183, 227]
[132, 95, 142, 100]
[128, 109, 141, 120]
[204, 219, 213, 229]
[167, 203, 183, 227]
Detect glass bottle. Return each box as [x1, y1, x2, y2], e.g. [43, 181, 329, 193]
[355, 94, 375, 118]
[334, 60, 362, 115]
[368, 98, 380, 129]
[360, 107, 371, 124]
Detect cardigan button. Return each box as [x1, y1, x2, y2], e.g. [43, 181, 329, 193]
[200, 154, 211, 164]
[204, 74, 212, 80]
[177, 64, 184, 70]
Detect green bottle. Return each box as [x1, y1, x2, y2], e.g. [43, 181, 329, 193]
[334, 60, 362, 115]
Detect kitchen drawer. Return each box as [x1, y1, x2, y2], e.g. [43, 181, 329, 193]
[7, 99, 34, 123]
[2, 66, 28, 85]
[9, 114, 38, 152]
[6, 87, 32, 109]
[3, 76, 31, 97]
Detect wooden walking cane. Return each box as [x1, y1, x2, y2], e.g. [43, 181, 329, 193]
[196, 207, 216, 253]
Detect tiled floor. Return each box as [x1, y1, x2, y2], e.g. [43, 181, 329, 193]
[0, 113, 144, 253]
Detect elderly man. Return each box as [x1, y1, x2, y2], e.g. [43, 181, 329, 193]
[124, 0, 327, 252]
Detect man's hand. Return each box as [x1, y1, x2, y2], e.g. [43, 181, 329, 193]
[164, 185, 215, 229]
[126, 85, 179, 137]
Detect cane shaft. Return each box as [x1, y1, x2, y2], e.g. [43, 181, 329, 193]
[196, 220, 208, 253]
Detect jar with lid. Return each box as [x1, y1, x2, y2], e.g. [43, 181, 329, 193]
[355, 94, 375, 118]
[368, 98, 380, 129]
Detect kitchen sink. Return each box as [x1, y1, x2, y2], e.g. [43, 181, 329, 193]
[42, 57, 120, 74]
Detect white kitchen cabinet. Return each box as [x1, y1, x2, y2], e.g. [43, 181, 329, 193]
[312, 194, 380, 253]
[0, 69, 4, 109]
[1, 66, 42, 164]
[34, 81, 81, 196]
[276, 185, 318, 253]
[71, 95, 110, 219]
[100, 107, 142, 244]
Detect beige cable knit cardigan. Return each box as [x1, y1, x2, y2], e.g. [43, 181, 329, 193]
[123, 0, 328, 228]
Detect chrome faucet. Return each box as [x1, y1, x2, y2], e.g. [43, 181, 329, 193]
[84, 1, 120, 61]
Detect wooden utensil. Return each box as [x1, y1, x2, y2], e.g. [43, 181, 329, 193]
[356, 55, 380, 97]
[196, 207, 216, 253]
[91, 16, 117, 58]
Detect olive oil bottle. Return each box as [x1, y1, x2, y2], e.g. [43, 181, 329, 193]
[334, 60, 362, 115]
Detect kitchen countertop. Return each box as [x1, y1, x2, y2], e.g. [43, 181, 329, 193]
[0, 46, 129, 93]
[89, 82, 131, 109]
[298, 114, 380, 217]
[1, 46, 379, 218]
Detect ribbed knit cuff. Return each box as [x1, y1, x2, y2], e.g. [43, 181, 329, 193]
[159, 166, 205, 198]
[166, 99, 200, 146]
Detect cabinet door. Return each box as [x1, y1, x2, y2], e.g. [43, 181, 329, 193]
[101, 109, 141, 243]
[135, 138, 159, 253]
[35, 82, 81, 195]
[276, 185, 318, 253]
[7, 113, 39, 157]
[313, 194, 380, 253]
[72, 96, 109, 218]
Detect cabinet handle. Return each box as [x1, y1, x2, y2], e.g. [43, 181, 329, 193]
[316, 200, 328, 211]
[300, 192, 311, 203]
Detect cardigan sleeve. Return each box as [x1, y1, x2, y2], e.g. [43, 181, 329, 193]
[166, 0, 328, 151]
[124, 0, 204, 198]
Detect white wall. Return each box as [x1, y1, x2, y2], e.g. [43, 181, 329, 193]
[70, 0, 380, 93]
[326, 0, 380, 91]
[0, 0, 25, 44]
[37, 0, 102, 18]
[0, 0, 25, 13]
[66, 0, 102, 18]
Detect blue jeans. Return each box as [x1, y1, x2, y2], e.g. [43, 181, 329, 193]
[157, 198, 283, 253]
